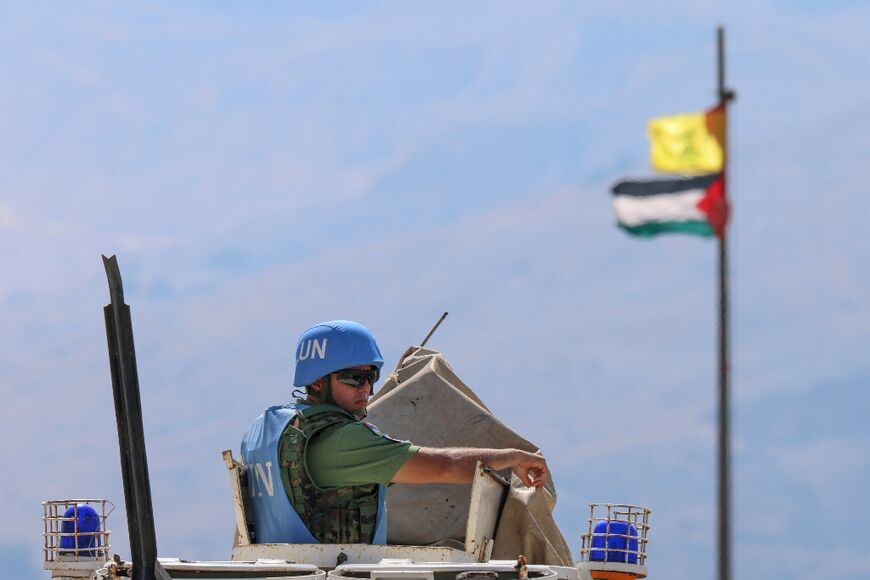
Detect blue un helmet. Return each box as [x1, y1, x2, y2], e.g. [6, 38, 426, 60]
[293, 320, 384, 387]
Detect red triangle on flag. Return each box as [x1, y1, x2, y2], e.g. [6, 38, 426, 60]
[696, 174, 729, 237]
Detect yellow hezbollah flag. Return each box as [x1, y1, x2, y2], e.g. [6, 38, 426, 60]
[648, 105, 725, 173]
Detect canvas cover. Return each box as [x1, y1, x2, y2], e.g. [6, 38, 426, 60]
[366, 347, 574, 565]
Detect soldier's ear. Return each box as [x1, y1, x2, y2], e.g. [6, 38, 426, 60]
[309, 379, 322, 393]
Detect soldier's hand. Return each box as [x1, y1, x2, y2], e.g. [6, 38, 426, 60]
[511, 451, 548, 490]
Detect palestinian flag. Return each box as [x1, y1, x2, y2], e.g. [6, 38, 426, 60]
[648, 105, 725, 174]
[611, 173, 728, 238]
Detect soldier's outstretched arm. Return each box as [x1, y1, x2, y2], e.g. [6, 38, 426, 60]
[391, 447, 548, 489]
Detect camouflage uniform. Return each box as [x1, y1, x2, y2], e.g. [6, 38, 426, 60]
[278, 403, 381, 544]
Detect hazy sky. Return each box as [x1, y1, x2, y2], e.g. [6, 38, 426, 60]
[2, 2, 869, 579]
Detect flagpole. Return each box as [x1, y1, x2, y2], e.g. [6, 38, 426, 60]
[716, 25, 736, 580]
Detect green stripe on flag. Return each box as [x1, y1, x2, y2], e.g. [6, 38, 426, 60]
[618, 220, 714, 238]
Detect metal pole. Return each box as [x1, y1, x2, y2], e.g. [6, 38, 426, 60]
[103, 255, 158, 580]
[715, 25, 735, 580]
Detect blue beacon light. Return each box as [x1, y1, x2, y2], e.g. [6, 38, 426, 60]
[59, 504, 101, 556]
[589, 520, 639, 564]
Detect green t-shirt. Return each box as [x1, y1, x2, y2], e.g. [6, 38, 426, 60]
[305, 420, 419, 489]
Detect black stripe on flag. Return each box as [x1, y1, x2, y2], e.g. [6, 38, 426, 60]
[611, 174, 719, 197]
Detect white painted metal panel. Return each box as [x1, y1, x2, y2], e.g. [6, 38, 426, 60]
[464, 462, 508, 562]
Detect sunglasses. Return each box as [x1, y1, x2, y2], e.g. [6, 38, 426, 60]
[333, 368, 380, 389]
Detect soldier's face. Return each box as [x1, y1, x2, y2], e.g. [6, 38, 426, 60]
[329, 365, 374, 412]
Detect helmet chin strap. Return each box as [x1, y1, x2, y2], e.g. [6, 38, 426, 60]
[319, 375, 334, 406]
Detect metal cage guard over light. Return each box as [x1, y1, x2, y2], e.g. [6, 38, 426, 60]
[579, 504, 651, 566]
[43, 499, 113, 563]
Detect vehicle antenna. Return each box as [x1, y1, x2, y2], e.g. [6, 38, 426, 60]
[419, 311, 448, 348]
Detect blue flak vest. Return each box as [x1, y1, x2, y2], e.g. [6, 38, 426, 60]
[240, 402, 387, 544]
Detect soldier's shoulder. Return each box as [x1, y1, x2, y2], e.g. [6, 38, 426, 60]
[362, 422, 408, 444]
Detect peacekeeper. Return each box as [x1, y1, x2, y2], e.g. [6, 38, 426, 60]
[241, 320, 548, 545]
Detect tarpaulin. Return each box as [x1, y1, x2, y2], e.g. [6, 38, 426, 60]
[367, 347, 574, 565]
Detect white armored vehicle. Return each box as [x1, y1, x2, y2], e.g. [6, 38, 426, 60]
[41, 257, 652, 580]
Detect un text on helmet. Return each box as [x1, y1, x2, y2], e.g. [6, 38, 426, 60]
[298, 338, 327, 362]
